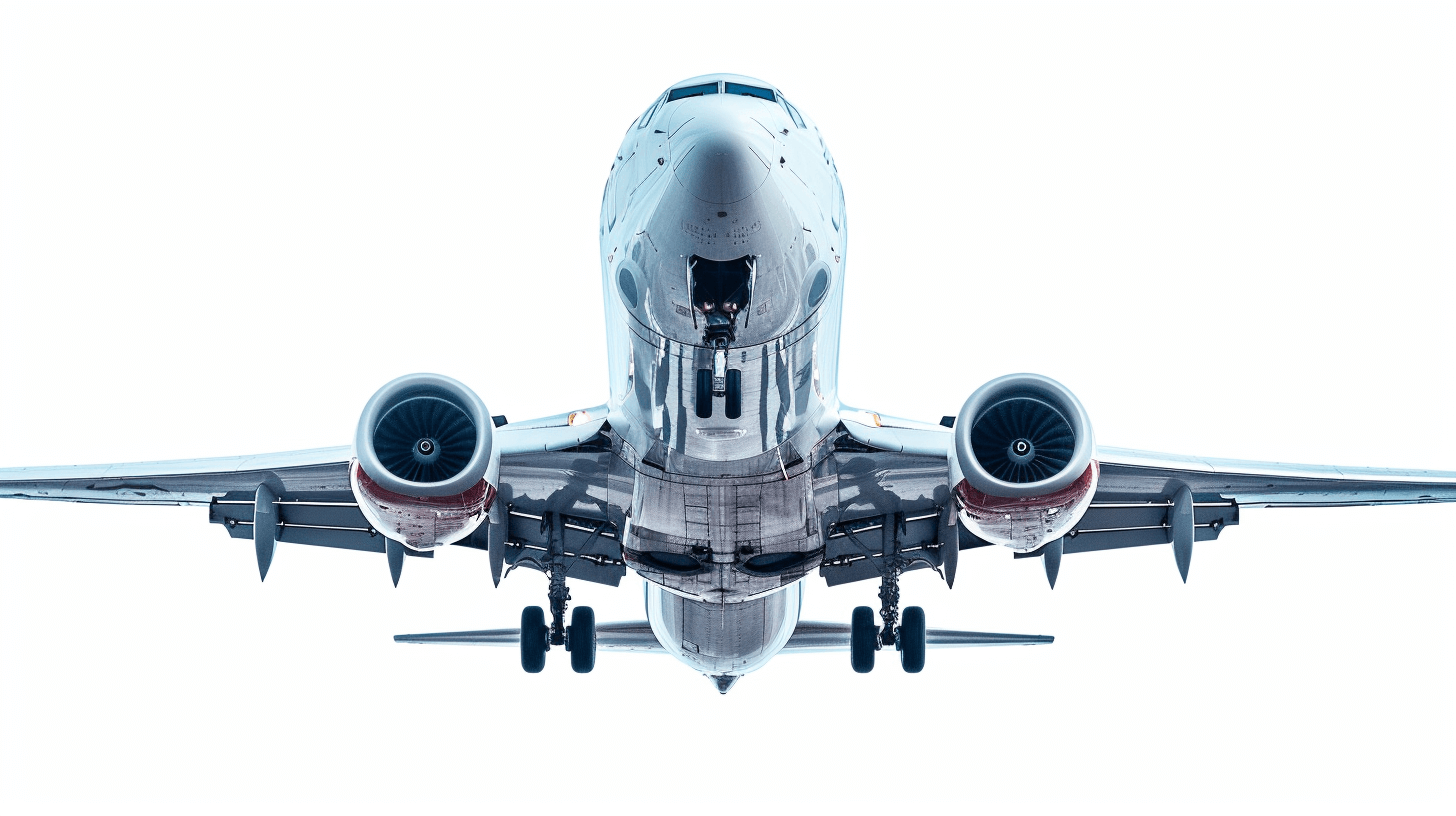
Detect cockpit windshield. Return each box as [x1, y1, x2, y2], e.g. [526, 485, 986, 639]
[669, 82, 720, 101]
[724, 82, 774, 101]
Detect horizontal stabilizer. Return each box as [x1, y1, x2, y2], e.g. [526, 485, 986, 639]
[783, 621, 1053, 653]
[394, 621, 663, 652]
[395, 620, 1051, 654]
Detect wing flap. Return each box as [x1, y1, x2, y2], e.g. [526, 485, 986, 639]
[209, 497, 388, 554]
[1051, 499, 1239, 556]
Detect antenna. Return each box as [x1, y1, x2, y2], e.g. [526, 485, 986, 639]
[686, 257, 698, 330]
[744, 256, 758, 328]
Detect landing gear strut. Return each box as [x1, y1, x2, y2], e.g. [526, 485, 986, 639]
[519, 564, 596, 674]
[850, 560, 926, 674]
[878, 560, 903, 648]
[547, 566, 570, 647]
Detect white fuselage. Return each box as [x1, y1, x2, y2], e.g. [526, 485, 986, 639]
[597, 75, 847, 680]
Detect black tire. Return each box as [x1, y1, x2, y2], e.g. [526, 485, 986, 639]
[899, 606, 926, 673]
[850, 606, 877, 673]
[724, 369, 742, 419]
[520, 606, 547, 674]
[568, 606, 597, 674]
[695, 369, 714, 418]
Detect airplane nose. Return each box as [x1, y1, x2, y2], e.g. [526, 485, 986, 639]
[672, 105, 774, 205]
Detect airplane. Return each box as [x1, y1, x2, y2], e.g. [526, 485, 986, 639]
[3, 73, 1454, 694]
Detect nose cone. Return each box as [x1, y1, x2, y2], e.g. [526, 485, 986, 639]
[672, 105, 774, 205]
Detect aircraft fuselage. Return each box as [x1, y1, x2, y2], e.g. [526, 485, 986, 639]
[597, 75, 847, 679]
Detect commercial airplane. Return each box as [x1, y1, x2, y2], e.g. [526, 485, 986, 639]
[4, 73, 1454, 693]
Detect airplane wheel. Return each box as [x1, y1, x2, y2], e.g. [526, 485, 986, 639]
[520, 606, 547, 673]
[695, 369, 714, 418]
[568, 606, 597, 674]
[899, 606, 926, 673]
[724, 369, 742, 419]
[851, 606, 877, 673]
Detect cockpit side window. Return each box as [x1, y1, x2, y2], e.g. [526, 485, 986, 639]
[637, 93, 666, 129]
[724, 82, 774, 101]
[778, 95, 806, 128]
[668, 82, 720, 101]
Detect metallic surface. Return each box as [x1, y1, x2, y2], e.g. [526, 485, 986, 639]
[646, 580, 801, 676]
[601, 74, 845, 470]
[394, 616, 1053, 653]
[953, 463, 1100, 553]
[3, 73, 1456, 691]
[354, 373, 496, 498]
[349, 461, 495, 552]
[954, 373, 1097, 499]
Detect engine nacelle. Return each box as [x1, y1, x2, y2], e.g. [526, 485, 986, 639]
[351, 373, 498, 551]
[951, 373, 1098, 553]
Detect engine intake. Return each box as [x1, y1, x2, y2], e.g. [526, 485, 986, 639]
[952, 374, 1098, 552]
[351, 373, 497, 551]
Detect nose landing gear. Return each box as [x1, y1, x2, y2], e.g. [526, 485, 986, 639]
[849, 564, 926, 673]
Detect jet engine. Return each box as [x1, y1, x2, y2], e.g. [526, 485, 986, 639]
[350, 373, 498, 551]
[951, 373, 1098, 552]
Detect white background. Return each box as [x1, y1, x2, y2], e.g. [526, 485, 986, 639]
[1, 2, 1452, 813]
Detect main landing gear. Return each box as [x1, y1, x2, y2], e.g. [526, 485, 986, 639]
[850, 562, 926, 674]
[520, 567, 596, 674]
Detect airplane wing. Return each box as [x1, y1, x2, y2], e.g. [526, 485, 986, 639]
[0, 411, 625, 586]
[1066, 445, 1456, 549]
[7, 403, 1455, 593]
[824, 411, 1456, 587]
